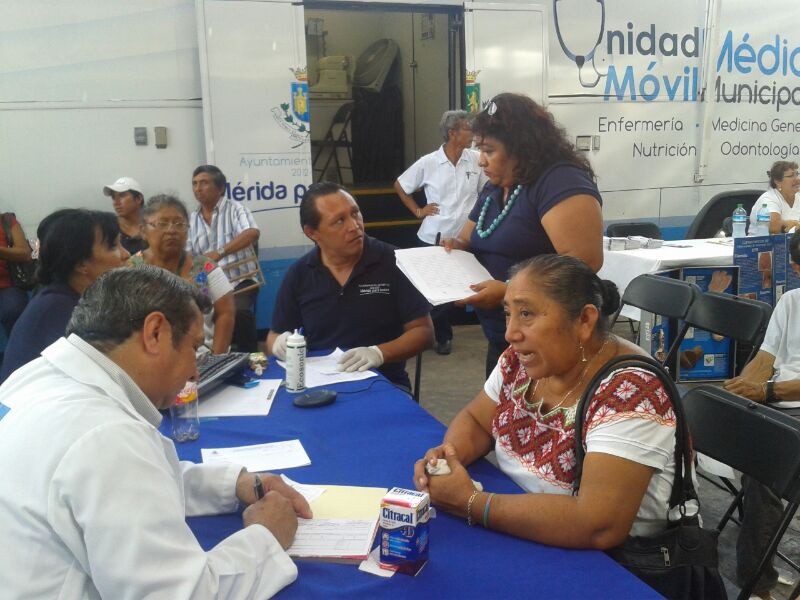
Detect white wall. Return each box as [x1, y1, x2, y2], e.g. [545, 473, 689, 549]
[0, 0, 204, 234]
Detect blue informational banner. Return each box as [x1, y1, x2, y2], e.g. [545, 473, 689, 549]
[734, 235, 775, 306]
[676, 266, 739, 382]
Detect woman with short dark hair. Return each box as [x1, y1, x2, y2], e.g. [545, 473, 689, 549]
[0, 209, 129, 381]
[443, 93, 604, 375]
[750, 160, 800, 234]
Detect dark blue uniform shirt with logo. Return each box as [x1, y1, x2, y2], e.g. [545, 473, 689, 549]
[271, 236, 431, 388]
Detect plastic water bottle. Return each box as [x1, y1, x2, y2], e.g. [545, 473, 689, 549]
[285, 329, 306, 392]
[732, 204, 747, 238]
[170, 381, 199, 441]
[754, 203, 771, 237]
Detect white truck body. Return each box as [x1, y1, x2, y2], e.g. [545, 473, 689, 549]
[3, 0, 798, 323]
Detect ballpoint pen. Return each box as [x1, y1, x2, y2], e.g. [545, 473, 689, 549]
[253, 474, 265, 501]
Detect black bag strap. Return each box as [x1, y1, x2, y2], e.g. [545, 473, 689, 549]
[572, 354, 696, 512]
[1, 213, 13, 249]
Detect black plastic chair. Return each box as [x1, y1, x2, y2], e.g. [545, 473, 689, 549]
[610, 274, 701, 374]
[682, 291, 772, 375]
[685, 190, 762, 239]
[605, 221, 663, 240]
[683, 385, 800, 600]
[311, 102, 354, 183]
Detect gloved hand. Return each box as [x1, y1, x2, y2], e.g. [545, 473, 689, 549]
[271, 331, 291, 361]
[338, 346, 384, 372]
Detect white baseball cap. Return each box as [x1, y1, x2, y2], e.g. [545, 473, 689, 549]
[103, 177, 143, 197]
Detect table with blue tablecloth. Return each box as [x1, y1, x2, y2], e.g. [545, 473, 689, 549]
[162, 361, 658, 598]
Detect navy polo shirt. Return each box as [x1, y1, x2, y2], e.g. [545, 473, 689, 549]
[271, 236, 431, 387]
[467, 162, 602, 345]
[1, 283, 80, 382]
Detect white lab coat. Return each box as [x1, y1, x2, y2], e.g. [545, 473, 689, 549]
[0, 336, 297, 599]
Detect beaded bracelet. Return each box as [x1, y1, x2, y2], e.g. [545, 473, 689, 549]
[466, 490, 480, 526]
[482, 493, 496, 528]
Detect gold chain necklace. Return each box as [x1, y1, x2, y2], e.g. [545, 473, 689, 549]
[525, 335, 612, 418]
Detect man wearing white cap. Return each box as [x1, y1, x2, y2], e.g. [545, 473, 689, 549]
[103, 177, 147, 255]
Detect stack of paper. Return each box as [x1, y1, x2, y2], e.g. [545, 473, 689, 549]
[394, 246, 493, 306]
[286, 482, 387, 563]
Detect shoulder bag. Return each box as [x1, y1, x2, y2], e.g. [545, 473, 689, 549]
[573, 354, 727, 600]
[1, 213, 37, 291]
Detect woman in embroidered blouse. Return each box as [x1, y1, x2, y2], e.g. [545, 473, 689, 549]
[414, 255, 680, 548]
[129, 195, 235, 356]
[443, 93, 604, 376]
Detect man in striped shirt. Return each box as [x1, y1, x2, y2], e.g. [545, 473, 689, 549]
[188, 165, 260, 351]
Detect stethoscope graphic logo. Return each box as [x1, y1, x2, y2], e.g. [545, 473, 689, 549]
[553, 0, 608, 88]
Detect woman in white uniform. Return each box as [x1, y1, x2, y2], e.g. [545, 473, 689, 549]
[750, 161, 800, 234]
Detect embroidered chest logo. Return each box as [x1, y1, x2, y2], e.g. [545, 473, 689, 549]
[358, 283, 391, 295]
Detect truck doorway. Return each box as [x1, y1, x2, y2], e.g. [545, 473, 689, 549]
[304, 3, 465, 188]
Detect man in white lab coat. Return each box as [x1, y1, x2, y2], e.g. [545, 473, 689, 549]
[0, 266, 310, 599]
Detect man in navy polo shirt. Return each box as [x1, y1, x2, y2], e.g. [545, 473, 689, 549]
[266, 182, 433, 389]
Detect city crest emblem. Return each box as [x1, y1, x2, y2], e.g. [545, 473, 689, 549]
[272, 67, 310, 147]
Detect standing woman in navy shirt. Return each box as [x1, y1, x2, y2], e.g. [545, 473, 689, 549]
[443, 93, 604, 375]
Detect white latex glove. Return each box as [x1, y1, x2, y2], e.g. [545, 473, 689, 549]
[337, 346, 384, 372]
[271, 331, 291, 361]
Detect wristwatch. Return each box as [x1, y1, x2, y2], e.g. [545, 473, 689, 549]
[216, 246, 226, 258]
[766, 379, 776, 403]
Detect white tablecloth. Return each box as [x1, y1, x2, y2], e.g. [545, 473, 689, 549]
[598, 238, 734, 320]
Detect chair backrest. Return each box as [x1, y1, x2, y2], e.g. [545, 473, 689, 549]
[684, 385, 800, 502]
[721, 216, 733, 237]
[614, 274, 700, 322]
[683, 291, 772, 346]
[611, 275, 701, 372]
[605, 221, 663, 240]
[685, 189, 763, 239]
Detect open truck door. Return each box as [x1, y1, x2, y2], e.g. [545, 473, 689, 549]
[464, 2, 547, 109]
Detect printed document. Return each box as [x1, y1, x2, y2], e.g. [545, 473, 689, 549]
[395, 246, 493, 305]
[197, 379, 280, 417]
[201, 439, 311, 471]
[288, 518, 378, 561]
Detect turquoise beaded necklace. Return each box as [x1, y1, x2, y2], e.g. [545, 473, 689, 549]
[475, 184, 522, 239]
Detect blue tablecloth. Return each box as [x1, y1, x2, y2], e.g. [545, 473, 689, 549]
[163, 362, 658, 599]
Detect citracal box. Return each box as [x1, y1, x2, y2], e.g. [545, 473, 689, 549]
[378, 487, 429, 575]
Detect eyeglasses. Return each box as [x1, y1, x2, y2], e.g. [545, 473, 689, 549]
[146, 220, 188, 231]
[783, 172, 800, 179]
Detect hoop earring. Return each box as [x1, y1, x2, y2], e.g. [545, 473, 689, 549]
[579, 343, 587, 363]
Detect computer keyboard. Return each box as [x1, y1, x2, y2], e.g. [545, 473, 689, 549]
[197, 352, 250, 396]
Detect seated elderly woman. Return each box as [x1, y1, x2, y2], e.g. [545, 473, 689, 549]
[751, 160, 800, 234]
[414, 254, 682, 549]
[129, 194, 235, 355]
[0, 209, 129, 381]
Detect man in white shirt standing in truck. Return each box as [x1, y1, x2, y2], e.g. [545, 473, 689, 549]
[394, 110, 488, 355]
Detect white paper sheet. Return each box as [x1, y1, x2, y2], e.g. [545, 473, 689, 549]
[279, 348, 377, 389]
[772, 400, 800, 409]
[394, 246, 493, 306]
[280, 474, 326, 504]
[201, 440, 311, 471]
[288, 518, 378, 559]
[197, 380, 280, 417]
[359, 547, 395, 578]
